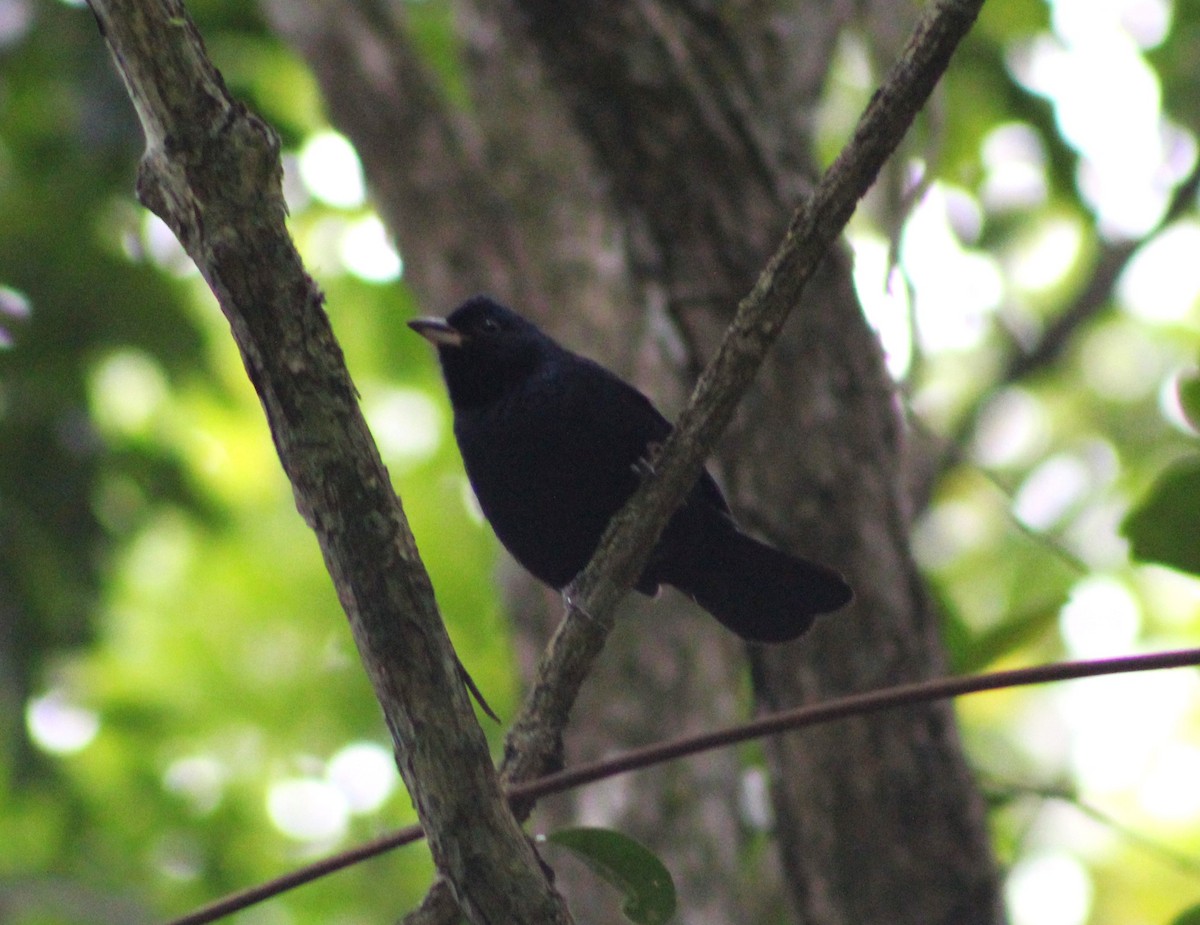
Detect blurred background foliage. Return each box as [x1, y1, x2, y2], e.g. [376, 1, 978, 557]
[0, 0, 1198, 924]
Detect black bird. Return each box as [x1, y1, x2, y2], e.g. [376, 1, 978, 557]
[409, 296, 851, 643]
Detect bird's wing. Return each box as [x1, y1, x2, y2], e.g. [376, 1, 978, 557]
[564, 357, 731, 515]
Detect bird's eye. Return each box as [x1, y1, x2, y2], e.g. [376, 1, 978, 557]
[479, 317, 502, 334]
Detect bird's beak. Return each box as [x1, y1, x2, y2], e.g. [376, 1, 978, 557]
[408, 317, 464, 348]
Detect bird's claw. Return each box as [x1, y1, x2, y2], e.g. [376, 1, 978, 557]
[562, 586, 596, 624]
[631, 441, 664, 479]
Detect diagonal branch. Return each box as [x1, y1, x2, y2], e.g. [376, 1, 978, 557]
[85, 1, 569, 923]
[498, 0, 986, 793]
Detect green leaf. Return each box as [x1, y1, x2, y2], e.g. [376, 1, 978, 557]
[1169, 903, 1200, 925]
[1178, 371, 1200, 433]
[1122, 457, 1200, 576]
[546, 827, 677, 925]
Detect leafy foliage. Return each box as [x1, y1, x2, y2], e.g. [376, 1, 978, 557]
[546, 828, 677, 925]
[1171, 902, 1200, 925]
[1124, 457, 1200, 576]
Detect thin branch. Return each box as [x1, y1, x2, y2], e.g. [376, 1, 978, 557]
[936, 143, 1200, 479]
[1006, 148, 1200, 384]
[516, 647, 1200, 801]
[85, 1, 568, 922]
[165, 830, 428, 925]
[168, 646, 1200, 924]
[907, 148, 1200, 562]
[499, 0, 987, 797]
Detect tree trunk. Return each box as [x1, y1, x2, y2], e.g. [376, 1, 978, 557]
[263, 1, 1004, 922]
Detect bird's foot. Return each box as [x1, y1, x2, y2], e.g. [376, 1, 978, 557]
[561, 586, 596, 624]
[631, 440, 664, 479]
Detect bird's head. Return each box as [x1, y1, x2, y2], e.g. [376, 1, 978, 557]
[409, 296, 552, 410]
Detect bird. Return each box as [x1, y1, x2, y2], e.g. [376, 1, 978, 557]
[409, 295, 852, 643]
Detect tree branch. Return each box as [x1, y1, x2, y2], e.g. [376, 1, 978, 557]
[499, 0, 986, 793]
[85, 1, 569, 922]
[169, 645, 1200, 924]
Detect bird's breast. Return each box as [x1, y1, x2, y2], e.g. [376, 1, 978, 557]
[453, 390, 644, 588]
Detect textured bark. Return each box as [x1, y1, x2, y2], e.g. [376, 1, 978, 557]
[265, 0, 1004, 922]
[503, 6, 1003, 922]
[87, 2, 571, 923]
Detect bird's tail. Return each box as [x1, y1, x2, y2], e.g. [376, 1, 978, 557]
[666, 525, 852, 643]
